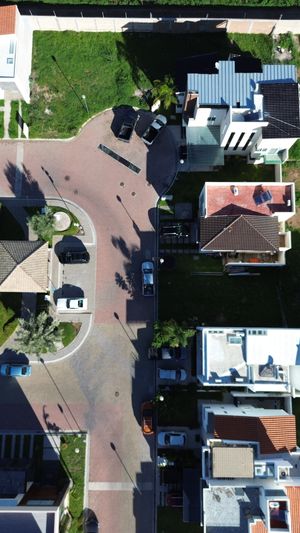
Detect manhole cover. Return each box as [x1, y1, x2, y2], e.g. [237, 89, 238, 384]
[115, 391, 119, 397]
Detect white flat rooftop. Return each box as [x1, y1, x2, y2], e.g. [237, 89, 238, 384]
[0, 34, 16, 78]
[246, 328, 300, 366]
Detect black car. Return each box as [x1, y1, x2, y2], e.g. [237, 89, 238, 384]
[58, 250, 90, 264]
[160, 223, 190, 238]
[117, 111, 138, 143]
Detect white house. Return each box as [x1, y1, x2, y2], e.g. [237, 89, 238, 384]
[177, 58, 300, 169]
[0, 5, 33, 102]
[198, 181, 295, 267]
[196, 326, 300, 396]
[200, 403, 300, 533]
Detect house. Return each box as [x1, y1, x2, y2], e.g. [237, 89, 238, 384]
[200, 403, 300, 533]
[0, 5, 33, 102]
[196, 326, 300, 396]
[0, 240, 49, 292]
[177, 57, 300, 169]
[0, 433, 71, 533]
[199, 182, 295, 267]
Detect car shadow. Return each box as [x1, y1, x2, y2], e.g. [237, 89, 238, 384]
[53, 284, 84, 304]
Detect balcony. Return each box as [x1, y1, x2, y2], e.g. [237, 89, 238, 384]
[269, 501, 289, 531]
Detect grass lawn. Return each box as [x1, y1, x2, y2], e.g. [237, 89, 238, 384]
[158, 384, 223, 428]
[158, 507, 203, 533]
[159, 255, 282, 326]
[0, 111, 4, 139]
[60, 434, 86, 533]
[26, 205, 81, 245]
[0, 294, 21, 347]
[8, 101, 20, 139]
[59, 322, 81, 347]
[0, 205, 25, 240]
[27, 32, 274, 138]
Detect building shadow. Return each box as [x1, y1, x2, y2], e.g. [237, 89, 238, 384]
[133, 461, 155, 533]
[4, 161, 46, 200]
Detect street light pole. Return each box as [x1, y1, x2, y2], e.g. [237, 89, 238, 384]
[82, 94, 89, 114]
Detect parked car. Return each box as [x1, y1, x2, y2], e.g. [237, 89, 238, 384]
[58, 249, 90, 264]
[117, 110, 138, 142]
[160, 223, 190, 238]
[158, 432, 186, 447]
[141, 401, 154, 435]
[84, 517, 99, 533]
[142, 114, 167, 146]
[142, 261, 154, 296]
[0, 364, 32, 377]
[161, 347, 187, 360]
[158, 368, 187, 382]
[57, 298, 88, 312]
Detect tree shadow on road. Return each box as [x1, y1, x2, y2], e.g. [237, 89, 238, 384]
[4, 161, 45, 200]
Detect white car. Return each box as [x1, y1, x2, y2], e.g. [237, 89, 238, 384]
[142, 115, 167, 146]
[57, 298, 88, 312]
[158, 368, 187, 382]
[142, 261, 154, 296]
[158, 432, 186, 447]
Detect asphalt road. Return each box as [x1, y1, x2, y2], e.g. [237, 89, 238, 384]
[0, 110, 177, 533]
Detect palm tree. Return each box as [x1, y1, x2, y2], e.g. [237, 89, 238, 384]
[151, 75, 177, 112]
[15, 311, 62, 358]
[152, 319, 195, 348]
[28, 207, 55, 242]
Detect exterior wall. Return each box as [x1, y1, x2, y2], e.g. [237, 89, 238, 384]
[221, 122, 263, 155]
[22, 15, 300, 35]
[258, 137, 297, 152]
[191, 107, 227, 127]
[14, 11, 33, 102]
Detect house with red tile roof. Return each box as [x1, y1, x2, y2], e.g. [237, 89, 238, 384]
[199, 182, 295, 267]
[0, 5, 33, 102]
[200, 403, 300, 533]
[196, 326, 300, 396]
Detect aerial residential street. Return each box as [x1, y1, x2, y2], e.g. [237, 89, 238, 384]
[0, 110, 177, 532]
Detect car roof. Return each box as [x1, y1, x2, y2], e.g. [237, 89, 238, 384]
[142, 261, 153, 269]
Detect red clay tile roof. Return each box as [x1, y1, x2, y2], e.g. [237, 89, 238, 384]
[0, 6, 16, 35]
[200, 214, 279, 252]
[214, 415, 297, 455]
[251, 520, 268, 533]
[206, 183, 293, 217]
[286, 487, 300, 533]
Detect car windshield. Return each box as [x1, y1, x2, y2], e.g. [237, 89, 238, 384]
[21, 367, 26, 375]
[165, 434, 170, 445]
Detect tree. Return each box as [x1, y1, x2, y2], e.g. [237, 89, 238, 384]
[152, 319, 195, 348]
[15, 311, 62, 358]
[151, 75, 178, 112]
[28, 208, 55, 242]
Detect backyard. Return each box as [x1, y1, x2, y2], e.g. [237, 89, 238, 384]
[23, 32, 275, 138]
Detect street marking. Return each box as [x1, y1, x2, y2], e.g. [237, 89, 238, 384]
[88, 481, 153, 491]
[15, 142, 24, 197]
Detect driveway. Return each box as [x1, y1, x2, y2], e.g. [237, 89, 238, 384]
[0, 110, 177, 533]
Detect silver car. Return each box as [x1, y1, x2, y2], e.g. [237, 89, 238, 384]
[158, 432, 186, 447]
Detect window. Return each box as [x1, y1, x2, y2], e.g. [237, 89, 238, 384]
[208, 116, 216, 122]
[233, 132, 245, 150]
[224, 132, 235, 150]
[242, 132, 255, 151]
[6, 58, 13, 64]
[9, 40, 15, 54]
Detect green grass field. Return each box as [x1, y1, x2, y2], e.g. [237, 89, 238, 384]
[60, 434, 86, 533]
[26, 31, 275, 138]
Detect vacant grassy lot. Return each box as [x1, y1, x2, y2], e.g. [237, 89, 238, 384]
[159, 256, 282, 326]
[26, 32, 274, 138]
